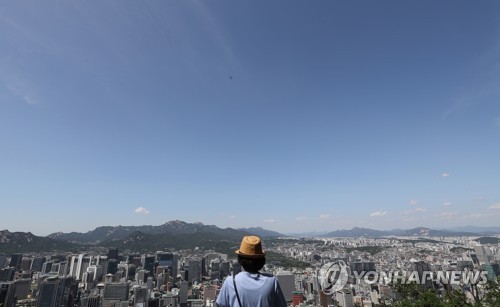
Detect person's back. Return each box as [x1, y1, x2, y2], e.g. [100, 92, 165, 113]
[217, 271, 286, 307]
[215, 236, 287, 307]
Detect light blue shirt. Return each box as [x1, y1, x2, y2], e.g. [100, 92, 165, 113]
[216, 272, 287, 307]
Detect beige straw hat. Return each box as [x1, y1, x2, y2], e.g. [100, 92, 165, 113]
[235, 236, 265, 258]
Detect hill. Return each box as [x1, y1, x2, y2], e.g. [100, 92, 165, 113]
[321, 227, 479, 238]
[0, 230, 79, 253]
[238, 227, 285, 238]
[48, 220, 253, 244]
[99, 231, 240, 254]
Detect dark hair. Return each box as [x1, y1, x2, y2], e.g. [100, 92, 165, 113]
[237, 255, 266, 273]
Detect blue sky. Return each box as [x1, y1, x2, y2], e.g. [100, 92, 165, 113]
[1, 1, 500, 235]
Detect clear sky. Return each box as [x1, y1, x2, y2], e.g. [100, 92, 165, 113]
[1, 1, 500, 236]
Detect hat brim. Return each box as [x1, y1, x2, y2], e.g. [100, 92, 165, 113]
[235, 250, 265, 258]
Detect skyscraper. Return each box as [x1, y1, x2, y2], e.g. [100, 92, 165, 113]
[141, 255, 156, 276]
[36, 276, 77, 307]
[14, 279, 31, 302]
[8, 254, 22, 271]
[103, 282, 129, 301]
[132, 285, 149, 306]
[336, 288, 354, 307]
[475, 246, 494, 265]
[0, 282, 16, 307]
[0, 254, 6, 269]
[413, 261, 433, 290]
[276, 271, 295, 302]
[107, 249, 119, 261]
[187, 259, 200, 282]
[31, 257, 46, 273]
[156, 252, 178, 278]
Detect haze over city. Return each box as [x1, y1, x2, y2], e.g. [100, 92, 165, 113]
[1, 1, 500, 236]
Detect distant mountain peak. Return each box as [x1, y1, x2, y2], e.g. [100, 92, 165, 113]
[321, 226, 479, 238]
[0, 230, 76, 252]
[238, 227, 285, 238]
[165, 220, 188, 225]
[44, 220, 285, 246]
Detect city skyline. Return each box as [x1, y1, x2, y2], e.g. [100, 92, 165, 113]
[1, 1, 500, 235]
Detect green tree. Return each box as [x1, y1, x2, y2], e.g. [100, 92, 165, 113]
[481, 276, 500, 306]
[390, 282, 480, 307]
[391, 282, 444, 307]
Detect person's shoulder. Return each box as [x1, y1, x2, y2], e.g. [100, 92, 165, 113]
[260, 272, 274, 278]
[260, 272, 279, 281]
[220, 274, 234, 288]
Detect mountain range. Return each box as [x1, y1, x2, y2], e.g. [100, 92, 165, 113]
[0, 220, 273, 254]
[0, 230, 79, 253]
[47, 220, 256, 244]
[321, 227, 487, 237]
[46, 223, 500, 244]
[2, 221, 499, 254]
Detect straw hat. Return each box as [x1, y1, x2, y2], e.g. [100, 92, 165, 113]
[235, 236, 265, 258]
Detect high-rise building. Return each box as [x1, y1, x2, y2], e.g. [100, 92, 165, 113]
[413, 261, 433, 289]
[0, 282, 16, 307]
[136, 270, 147, 283]
[141, 255, 155, 276]
[84, 294, 101, 307]
[0, 268, 15, 282]
[107, 259, 119, 275]
[41, 262, 53, 275]
[87, 265, 103, 283]
[220, 261, 230, 278]
[156, 252, 178, 278]
[179, 281, 188, 305]
[203, 254, 219, 277]
[276, 271, 295, 302]
[336, 289, 354, 307]
[69, 254, 87, 280]
[157, 273, 166, 290]
[14, 279, 31, 301]
[36, 276, 77, 307]
[107, 249, 119, 261]
[128, 255, 142, 268]
[161, 292, 178, 307]
[31, 257, 46, 273]
[8, 254, 22, 271]
[201, 258, 207, 277]
[103, 282, 129, 301]
[0, 254, 7, 269]
[475, 246, 494, 265]
[187, 259, 200, 282]
[209, 259, 220, 281]
[127, 264, 137, 281]
[20, 258, 32, 271]
[481, 263, 500, 281]
[58, 262, 69, 277]
[132, 285, 149, 306]
[202, 285, 216, 302]
[146, 276, 153, 290]
[95, 256, 109, 278]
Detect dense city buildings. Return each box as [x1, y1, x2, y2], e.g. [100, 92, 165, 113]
[0, 234, 499, 306]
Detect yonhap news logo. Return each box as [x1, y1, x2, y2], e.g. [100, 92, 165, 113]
[351, 269, 489, 286]
[317, 260, 349, 295]
[316, 263, 490, 296]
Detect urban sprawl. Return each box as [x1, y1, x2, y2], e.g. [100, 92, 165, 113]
[0, 236, 499, 306]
